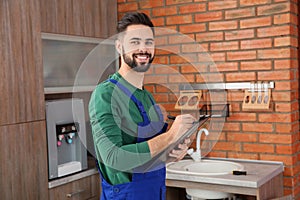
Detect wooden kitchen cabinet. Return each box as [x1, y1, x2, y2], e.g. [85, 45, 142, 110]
[166, 187, 186, 200]
[40, 0, 117, 38]
[49, 173, 100, 200]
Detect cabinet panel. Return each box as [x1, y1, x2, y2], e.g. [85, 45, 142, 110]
[40, 0, 117, 38]
[0, 121, 48, 199]
[0, 0, 45, 125]
[49, 174, 100, 200]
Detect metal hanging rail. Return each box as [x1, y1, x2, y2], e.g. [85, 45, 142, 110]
[179, 81, 275, 91]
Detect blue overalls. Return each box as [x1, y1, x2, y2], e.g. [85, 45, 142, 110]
[99, 79, 168, 200]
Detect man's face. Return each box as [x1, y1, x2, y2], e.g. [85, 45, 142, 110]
[120, 24, 155, 72]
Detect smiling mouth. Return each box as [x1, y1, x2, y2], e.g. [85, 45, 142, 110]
[134, 54, 149, 62]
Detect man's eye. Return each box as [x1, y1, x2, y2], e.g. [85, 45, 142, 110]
[131, 41, 140, 45]
[146, 41, 154, 46]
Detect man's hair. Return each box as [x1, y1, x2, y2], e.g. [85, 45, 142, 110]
[117, 12, 154, 35]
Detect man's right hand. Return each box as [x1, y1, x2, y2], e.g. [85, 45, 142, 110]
[167, 114, 196, 144]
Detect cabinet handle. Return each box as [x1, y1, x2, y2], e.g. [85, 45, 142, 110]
[66, 189, 85, 198]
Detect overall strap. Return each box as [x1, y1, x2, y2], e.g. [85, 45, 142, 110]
[108, 79, 150, 124]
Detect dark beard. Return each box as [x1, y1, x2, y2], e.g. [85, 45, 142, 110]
[122, 50, 154, 72]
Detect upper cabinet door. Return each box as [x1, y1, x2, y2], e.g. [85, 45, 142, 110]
[40, 0, 117, 38]
[0, 0, 45, 125]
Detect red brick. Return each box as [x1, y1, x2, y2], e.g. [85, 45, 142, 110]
[227, 92, 245, 102]
[117, 2, 138, 12]
[208, 1, 237, 11]
[179, 23, 206, 34]
[182, 43, 206, 53]
[195, 11, 223, 23]
[240, 0, 271, 6]
[241, 38, 272, 50]
[225, 8, 255, 19]
[208, 151, 227, 158]
[258, 113, 292, 123]
[166, 15, 193, 25]
[199, 43, 209, 52]
[225, 29, 254, 40]
[196, 32, 224, 42]
[198, 73, 224, 83]
[227, 51, 256, 61]
[152, 7, 177, 17]
[275, 103, 293, 112]
[170, 54, 197, 64]
[242, 123, 273, 132]
[276, 145, 295, 155]
[274, 36, 298, 47]
[272, 91, 292, 102]
[143, 84, 154, 92]
[240, 17, 272, 29]
[144, 75, 168, 84]
[276, 124, 298, 134]
[274, 59, 298, 69]
[167, 34, 195, 44]
[210, 41, 239, 52]
[181, 64, 202, 73]
[153, 55, 168, 65]
[152, 17, 165, 27]
[257, 25, 291, 37]
[226, 72, 256, 82]
[285, 167, 299, 180]
[213, 142, 242, 151]
[215, 62, 238, 72]
[257, 3, 290, 16]
[209, 52, 226, 62]
[168, 74, 195, 83]
[156, 45, 181, 55]
[258, 70, 292, 81]
[227, 113, 256, 122]
[228, 152, 259, 160]
[153, 65, 179, 75]
[259, 133, 293, 144]
[274, 13, 294, 25]
[166, 0, 193, 5]
[179, 3, 206, 14]
[257, 48, 291, 59]
[139, 0, 164, 9]
[260, 154, 296, 166]
[244, 143, 275, 153]
[241, 61, 272, 71]
[155, 35, 168, 46]
[152, 93, 169, 102]
[209, 20, 238, 31]
[227, 132, 258, 142]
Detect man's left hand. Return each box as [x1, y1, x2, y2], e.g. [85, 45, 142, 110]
[168, 138, 191, 161]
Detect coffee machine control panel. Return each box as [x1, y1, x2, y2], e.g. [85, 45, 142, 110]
[56, 122, 79, 146]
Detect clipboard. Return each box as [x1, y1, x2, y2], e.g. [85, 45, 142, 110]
[135, 115, 210, 173]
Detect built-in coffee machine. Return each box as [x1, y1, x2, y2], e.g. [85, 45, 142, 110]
[46, 98, 88, 180]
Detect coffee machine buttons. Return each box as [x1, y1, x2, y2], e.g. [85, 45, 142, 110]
[57, 134, 65, 146]
[66, 132, 76, 144]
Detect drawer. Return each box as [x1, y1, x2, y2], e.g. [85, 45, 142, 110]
[49, 174, 100, 200]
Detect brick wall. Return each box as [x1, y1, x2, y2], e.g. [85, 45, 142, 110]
[117, 0, 299, 197]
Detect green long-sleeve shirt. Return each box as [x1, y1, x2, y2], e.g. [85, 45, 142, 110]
[89, 72, 161, 185]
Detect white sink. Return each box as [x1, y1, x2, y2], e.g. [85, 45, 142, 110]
[167, 159, 244, 176]
[166, 159, 244, 199]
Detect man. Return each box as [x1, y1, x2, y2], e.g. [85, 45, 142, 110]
[89, 12, 195, 200]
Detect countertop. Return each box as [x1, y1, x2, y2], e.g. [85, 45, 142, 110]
[166, 157, 284, 189]
[48, 168, 98, 189]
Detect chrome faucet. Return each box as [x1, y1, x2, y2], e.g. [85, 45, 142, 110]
[187, 128, 209, 162]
